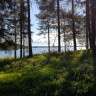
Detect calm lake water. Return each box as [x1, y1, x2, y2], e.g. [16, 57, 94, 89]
[0, 46, 86, 58]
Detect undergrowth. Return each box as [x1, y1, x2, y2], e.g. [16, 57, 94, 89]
[0, 50, 96, 96]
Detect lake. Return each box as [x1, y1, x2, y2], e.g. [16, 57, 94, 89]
[0, 46, 86, 58]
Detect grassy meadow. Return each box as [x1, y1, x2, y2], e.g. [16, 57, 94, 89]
[0, 50, 96, 96]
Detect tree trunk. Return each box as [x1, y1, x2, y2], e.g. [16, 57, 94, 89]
[91, 0, 96, 58]
[86, 0, 92, 49]
[57, 0, 61, 53]
[63, 21, 66, 52]
[48, 23, 50, 53]
[23, 24, 25, 57]
[23, 38, 25, 57]
[14, 3, 17, 59]
[20, 0, 23, 58]
[27, 0, 32, 57]
[87, 0, 92, 49]
[14, 26, 17, 59]
[64, 31, 66, 52]
[86, 0, 89, 49]
[72, 0, 76, 51]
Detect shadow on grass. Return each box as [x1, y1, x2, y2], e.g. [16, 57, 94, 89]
[0, 50, 96, 96]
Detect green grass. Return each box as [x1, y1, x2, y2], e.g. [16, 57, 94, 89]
[0, 50, 96, 96]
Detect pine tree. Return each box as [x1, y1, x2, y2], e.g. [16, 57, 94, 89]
[57, 0, 61, 52]
[91, 0, 96, 57]
[27, 0, 32, 57]
[72, 0, 76, 51]
[20, 0, 23, 58]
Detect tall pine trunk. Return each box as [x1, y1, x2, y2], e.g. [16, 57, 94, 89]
[20, 0, 23, 58]
[57, 0, 61, 53]
[91, 0, 96, 57]
[63, 21, 66, 52]
[72, 0, 76, 51]
[86, 0, 89, 49]
[14, 26, 17, 59]
[86, 0, 92, 49]
[23, 22, 25, 57]
[48, 23, 50, 53]
[64, 31, 66, 52]
[14, 3, 17, 59]
[23, 38, 25, 57]
[27, 0, 32, 57]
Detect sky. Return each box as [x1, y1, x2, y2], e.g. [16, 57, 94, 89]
[30, 1, 60, 46]
[30, 0, 85, 47]
[30, 1, 51, 46]
[30, 1, 41, 46]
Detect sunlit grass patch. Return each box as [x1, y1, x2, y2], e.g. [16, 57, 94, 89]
[0, 73, 22, 83]
[0, 50, 96, 96]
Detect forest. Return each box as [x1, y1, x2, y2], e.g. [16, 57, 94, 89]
[0, 0, 96, 96]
